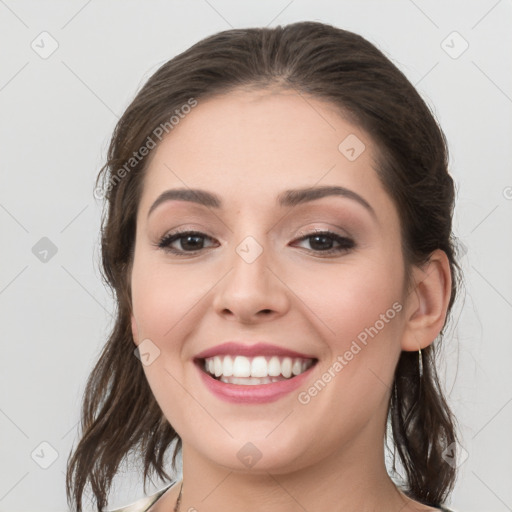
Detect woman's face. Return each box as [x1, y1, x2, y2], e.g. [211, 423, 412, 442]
[130, 88, 411, 473]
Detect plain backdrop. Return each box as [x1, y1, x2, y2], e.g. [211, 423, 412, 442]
[1, 1, 511, 511]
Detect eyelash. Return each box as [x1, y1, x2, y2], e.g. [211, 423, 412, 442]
[156, 229, 355, 257]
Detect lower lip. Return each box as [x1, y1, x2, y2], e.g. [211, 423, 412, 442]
[195, 360, 317, 404]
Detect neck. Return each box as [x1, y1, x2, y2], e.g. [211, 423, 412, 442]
[176, 423, 409, 512]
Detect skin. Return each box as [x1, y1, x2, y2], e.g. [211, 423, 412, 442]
[129, 88, 452, 512]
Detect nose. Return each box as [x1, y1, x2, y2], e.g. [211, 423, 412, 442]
[212, 238, 290, 324]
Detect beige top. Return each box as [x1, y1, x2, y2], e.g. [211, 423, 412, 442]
[105, 482, 455, 512]
[105, 482, 176, 512]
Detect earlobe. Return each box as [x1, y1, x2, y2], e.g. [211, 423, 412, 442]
[400, 249, 452, 352]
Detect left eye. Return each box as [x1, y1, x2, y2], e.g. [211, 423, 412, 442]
[292, 231, 355, 255]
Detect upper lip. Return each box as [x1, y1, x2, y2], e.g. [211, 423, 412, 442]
[194, 342, 317, 360]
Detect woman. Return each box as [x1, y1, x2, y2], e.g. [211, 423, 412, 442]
[66, 21, 463, 512]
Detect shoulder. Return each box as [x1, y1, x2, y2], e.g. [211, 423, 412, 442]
[104, 483, 175, 512]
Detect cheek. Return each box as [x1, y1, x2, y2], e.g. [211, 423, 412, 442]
[295, 258, 403, 345]
[130, 254, 207, 341]
[292, 264, 404, 427]
[291, 256, 405, 411]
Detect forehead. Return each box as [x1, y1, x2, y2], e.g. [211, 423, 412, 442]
[138, 89, 396, 225]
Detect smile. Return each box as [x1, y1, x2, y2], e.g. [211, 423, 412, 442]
[195, 356, 318, 404]
[202, 355, 316, 385]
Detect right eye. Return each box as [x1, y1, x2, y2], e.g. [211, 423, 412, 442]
[156, 230, 218, 255]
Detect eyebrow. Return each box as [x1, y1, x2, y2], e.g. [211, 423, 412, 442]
[147, 185, 376, 220]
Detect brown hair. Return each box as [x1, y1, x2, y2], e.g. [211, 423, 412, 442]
[66, 21, 463, 511]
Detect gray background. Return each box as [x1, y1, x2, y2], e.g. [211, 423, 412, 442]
[1, 1, 511, 511]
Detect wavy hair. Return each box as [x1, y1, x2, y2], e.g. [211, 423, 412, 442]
[66, 21, 463, 511]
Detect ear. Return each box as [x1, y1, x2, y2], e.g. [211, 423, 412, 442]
[400, 249, 452, 351]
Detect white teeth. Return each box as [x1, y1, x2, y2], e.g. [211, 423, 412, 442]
[251, 356, 268, 377]
[214, 356, 223, 377]
[281, 357, 292, 378]
[268, 356, 281, 377]
[202, 354, 315, 381]
[233, 356, 251, 377]
[292, 359, 303, 376]
[220, 376, 283, 385]
[222, 355, 233, 377]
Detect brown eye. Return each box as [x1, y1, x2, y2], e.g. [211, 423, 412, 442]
[157, 231, 217, 255]
[292, 231, 355, 256]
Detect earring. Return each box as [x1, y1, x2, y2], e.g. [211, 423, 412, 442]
[418, 348, 423, 379]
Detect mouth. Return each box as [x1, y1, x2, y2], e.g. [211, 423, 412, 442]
[195, 355, 318, 385]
